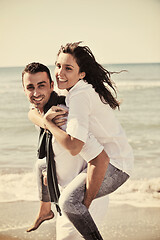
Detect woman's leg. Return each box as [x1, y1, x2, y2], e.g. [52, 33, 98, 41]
[59, 164, 129, 240]
[27, 159, 54, 232]
[36, 158, 50, 202]
[59, 170, 103, 239]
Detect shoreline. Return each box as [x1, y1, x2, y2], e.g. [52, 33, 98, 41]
[0, 201, 160, 240]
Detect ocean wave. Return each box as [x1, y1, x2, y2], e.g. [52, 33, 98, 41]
[116, 80, 160, 90]
[110, 177, 160, 207]
[1, 171, 160, 207]
[0, 171, 38, 203]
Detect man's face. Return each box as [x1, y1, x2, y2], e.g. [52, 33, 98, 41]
[23, 72, 54, 113]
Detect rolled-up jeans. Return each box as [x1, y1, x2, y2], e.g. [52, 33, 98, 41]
[35, 158, 50, 202]
[35, 159, 109, 240]
[59, 163, 129, 240]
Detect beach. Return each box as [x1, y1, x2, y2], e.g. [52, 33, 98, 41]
[0, 201, 160, 240]
[0, 63, 160, 239]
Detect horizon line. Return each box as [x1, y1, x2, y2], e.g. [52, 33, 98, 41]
[0, 61, 160, 68]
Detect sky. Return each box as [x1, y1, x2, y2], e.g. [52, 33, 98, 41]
[0, 0, 160, 67]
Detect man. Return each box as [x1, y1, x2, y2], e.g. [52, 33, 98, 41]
[22, 62, 109, 240]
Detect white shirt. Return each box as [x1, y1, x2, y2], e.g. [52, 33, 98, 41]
[36, 124, 87, 188]
[52, 136, 86, 188]
[34, 100, 103, 188]
[51, 104, 103, 188]
[66, 80, 134, 175]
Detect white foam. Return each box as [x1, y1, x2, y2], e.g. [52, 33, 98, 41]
[1, 172, 160, 207]
[0, 171, 38, 203]
[110, 177, 160, 207]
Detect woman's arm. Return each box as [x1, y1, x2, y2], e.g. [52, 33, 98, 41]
[28, 107, 67, 129]
[83, 150, 110, 208]
[28, 106, 84, 155]
[44, 116, 84, 156]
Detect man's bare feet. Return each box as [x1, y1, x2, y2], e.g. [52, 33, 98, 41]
[26, 210, 54, 232]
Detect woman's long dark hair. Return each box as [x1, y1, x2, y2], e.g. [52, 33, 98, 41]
[57, 42, 120, 109]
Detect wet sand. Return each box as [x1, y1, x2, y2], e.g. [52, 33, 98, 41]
[0, 201, 160, 240]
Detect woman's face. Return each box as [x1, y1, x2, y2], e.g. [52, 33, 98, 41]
[55, 53, 85, 91]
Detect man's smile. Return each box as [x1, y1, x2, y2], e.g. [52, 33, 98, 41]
[32, 96, 45, 104]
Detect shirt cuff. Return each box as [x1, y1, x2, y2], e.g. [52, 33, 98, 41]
[66, 118, 88, 143]
[79, 133, 104, 163]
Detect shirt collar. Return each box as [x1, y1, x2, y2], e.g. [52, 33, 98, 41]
[68, 79, 86, 93]
[66, 80, 86, 107]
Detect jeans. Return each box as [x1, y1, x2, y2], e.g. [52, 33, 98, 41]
[56, 195, 109, 240]
[59, 163, 129, 240]
[35, 159, 109, 240]
[35, 158, 50, 202]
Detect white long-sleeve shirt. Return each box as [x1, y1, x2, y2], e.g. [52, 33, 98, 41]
[52, 105, 103, 187]
[66, 80, 134, 176]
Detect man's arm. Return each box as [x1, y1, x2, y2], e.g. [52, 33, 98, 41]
[79, 133, 109, 208]
[83, 150, 110, 209]
[28, 109, 45, 128]
[28, 108, 67, 129]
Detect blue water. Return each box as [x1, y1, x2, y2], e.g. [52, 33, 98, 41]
[0, 63, 160, 207]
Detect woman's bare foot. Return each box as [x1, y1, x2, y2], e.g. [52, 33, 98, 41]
[27, 210, 54, 232]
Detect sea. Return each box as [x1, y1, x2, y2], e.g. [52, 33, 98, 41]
[0, 63, 160, 232]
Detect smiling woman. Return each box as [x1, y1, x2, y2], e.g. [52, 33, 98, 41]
[41, 42, 134, 240]
[55, 53, 85, 91]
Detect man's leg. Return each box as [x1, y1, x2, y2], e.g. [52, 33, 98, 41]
[56, 211, 82, 240]
[59, 164, 129, 240]
[56, 195, 109, 240]
[88, 195, 109, 227]
[27, 159, 54, 232]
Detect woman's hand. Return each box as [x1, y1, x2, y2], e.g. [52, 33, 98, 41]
[52, 113, 67, 128]
[42, 106, 83, 156]
[44, 106, 68, 122]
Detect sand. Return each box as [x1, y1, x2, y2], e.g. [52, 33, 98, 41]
[0, 201, 160, 240]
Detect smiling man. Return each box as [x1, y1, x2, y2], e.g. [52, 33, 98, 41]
[22, 62, 109, 240]
[22, 64, 54, 113]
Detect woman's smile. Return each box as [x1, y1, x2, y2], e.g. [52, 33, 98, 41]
[55, 53, 85, 90]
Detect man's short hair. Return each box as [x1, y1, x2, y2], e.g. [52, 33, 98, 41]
[22, 62, 53, 85]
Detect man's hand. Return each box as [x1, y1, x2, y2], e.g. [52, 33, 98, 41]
[83, 150, 110, 209]
[43, 175, 47, 186]
[42, 169, 48, 186]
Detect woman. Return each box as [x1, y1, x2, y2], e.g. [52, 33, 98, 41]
[43, 42, 134, 240]
[24, 61, 109, 239]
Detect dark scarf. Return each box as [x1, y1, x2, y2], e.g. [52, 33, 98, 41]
[37, 91, 65, 215]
